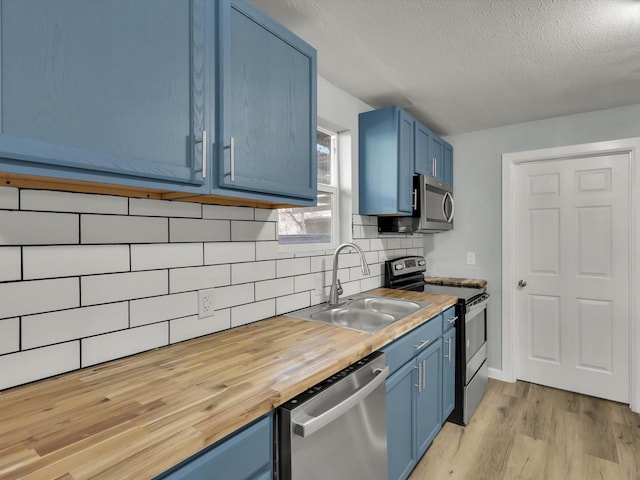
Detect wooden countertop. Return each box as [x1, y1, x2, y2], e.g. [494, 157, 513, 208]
[0, 288, 456, 480]
[424, 276, 488, 288]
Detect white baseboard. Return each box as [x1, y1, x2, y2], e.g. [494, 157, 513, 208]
[488, 367, 514, 383]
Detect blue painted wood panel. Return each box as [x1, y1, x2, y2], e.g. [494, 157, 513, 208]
[156, 413, 273, 480]
[414, 121, 431, 176]
[429, 134, 444, 182]
[415, 339, 442, 458]
[444, 140, 454, 187]
[216, 0, 317, 204]
[359, 106, 413, 215]
[0, 0, 210, 192]
[442, 326, 456, 421]
[386, 361, 417, 480]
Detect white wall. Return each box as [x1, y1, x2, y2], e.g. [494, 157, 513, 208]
[426, 103, 640, 371]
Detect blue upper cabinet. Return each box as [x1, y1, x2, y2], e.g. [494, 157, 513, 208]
[443, 141, 454, 188]
[215, 0, 317, 205]
[429, 134, 445, 182]
[359, 106, 414, 215]
[414, 122, 431, 177]
[0, 0, 211, 193]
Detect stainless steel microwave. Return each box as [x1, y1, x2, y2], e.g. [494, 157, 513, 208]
[416, 175, 454, 232]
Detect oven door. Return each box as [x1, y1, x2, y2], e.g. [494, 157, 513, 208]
[464, 294, 488, 364]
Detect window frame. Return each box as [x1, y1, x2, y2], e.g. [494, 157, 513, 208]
[278, 126, 340, 252]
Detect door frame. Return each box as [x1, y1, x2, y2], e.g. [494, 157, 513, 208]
[501, 137, 640, 413]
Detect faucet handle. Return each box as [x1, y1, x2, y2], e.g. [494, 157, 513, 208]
[336, 279, 343, 296]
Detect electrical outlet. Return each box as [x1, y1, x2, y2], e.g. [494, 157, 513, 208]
[198, 288, 215, 319]
[466, 251, 476, 265]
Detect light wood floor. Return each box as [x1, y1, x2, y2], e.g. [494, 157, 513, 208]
[409, 379, 640, 480]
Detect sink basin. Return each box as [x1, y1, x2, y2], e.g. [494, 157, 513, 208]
[288, 294, 431, 333]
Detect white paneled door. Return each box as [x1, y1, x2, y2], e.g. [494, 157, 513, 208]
[514, 154, 630, 402]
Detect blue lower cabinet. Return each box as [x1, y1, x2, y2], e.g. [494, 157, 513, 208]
[442, 326, 456, 422]
[155, 413, 273, 480]
[386, 361, 418, 480]
[415, 340, 442, 458]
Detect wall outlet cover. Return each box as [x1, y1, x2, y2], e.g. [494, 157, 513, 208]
[198, 288, 215, 319]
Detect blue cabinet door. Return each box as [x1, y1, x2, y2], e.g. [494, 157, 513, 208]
[443, 141, 454, 187]
[359, 106, 413, 215]
[386, 361, 417, 480]
[429, 135, 445, 182]
[156, 413, 273, 480]
[216, 0, 317, 205]
[0, 0, 211, 193]
[442, 326, 456, 421]
[415, 339, 442, 458]
[414, 121, 431, 176]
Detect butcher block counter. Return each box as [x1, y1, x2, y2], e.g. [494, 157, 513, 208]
[0, 288, 456, 480]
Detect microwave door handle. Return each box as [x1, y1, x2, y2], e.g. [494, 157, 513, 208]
[444, 192, 455, 223]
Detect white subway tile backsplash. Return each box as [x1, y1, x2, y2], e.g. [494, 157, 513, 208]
[169, 310, 231, 344]
[277, 258, 310, 278]
[170, 218, 230, 243]
[169, 264, 230, 293]
[254, 209, 278, 222]
[0, 185, 407, 390]
[0, 342, 80, 390]
[82, 270, 168, 306]
[130, 292, 197, 327]
[231, 221, 276, 241]
[203, 204, 254, 220]
[231, 299, 275, 328]
[255, 277, 293, 301]
[256, 241, 286, 261]
[0, 211, 79, 245]
[204, 242, 255, 265]
[129, 198, 202, 218]
[0, 186, 19, 210]
[0, 247, 21, 282]
[0, 278, 79, 319]
[276, 292, 310, 315]
[22, 302, 128, 349]
[214, 284, 254, 310]
[0, 317, 19, 354]
[81, 215, 168, 244]
[81, 323, 168, 367]
[23, 245, 130, 279]
[232, 260, 275, 284]
[131, 243, 202, 271]
[20, 190, 127, 215]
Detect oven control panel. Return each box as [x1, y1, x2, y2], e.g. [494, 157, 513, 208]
[387, 256, 427, 278]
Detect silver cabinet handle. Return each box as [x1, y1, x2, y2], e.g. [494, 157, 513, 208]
[448, 316, 458, 325]
[444, 339, 449, 360]
[422, 360, 426, 388]
[224, 137, 235, 182]
[447, 338, 452, 361]
[414, 339, 430, 351]
[195, 130, 207, 178]
[414, 363, 422, 391]
[291, 366, 389, 438]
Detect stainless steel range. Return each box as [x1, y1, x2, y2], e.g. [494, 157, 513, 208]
[384, 256, 490, 425]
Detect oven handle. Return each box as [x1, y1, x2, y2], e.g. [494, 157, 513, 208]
[466, 293, 490, 320]
[292, 366, 389, 438]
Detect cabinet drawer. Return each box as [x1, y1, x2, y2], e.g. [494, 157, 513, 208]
[382, 314, 442, 374]
[157, 414, 272, 480]
[442, 306, 457, 332]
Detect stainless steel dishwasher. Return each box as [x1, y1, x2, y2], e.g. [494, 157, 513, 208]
[276, 352, 388, 480]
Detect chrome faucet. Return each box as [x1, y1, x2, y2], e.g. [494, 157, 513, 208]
[329, 242, 371, 306]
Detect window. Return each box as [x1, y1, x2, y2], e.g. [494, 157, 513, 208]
[278, 127, 339, 248]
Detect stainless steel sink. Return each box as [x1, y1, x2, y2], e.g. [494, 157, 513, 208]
[288, 294, 431, 333]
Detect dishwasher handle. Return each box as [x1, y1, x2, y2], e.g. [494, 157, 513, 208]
[292, 366, 389, 438]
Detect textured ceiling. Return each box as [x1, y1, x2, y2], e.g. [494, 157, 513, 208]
[251, 0, 640, 135]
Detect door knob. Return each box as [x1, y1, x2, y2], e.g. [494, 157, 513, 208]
[518, 280, 527, 288]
